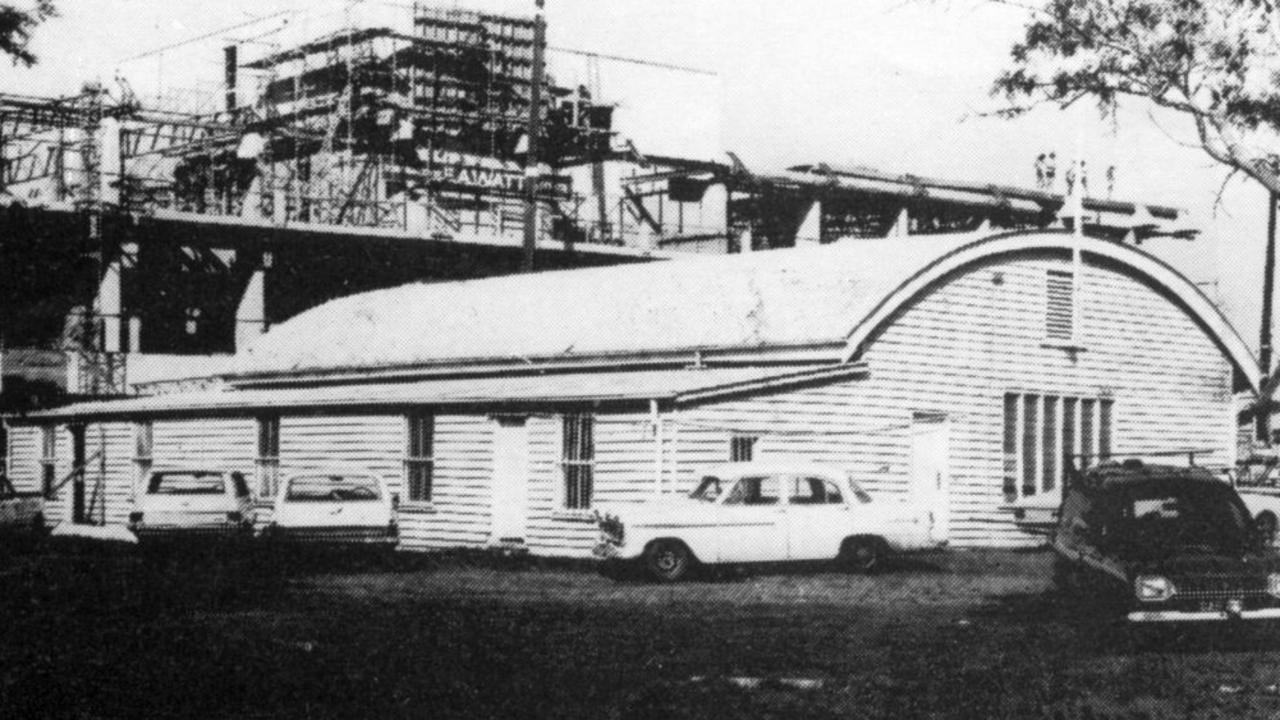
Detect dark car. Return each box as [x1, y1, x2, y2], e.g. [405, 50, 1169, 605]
[1052, 459, 1280, 623]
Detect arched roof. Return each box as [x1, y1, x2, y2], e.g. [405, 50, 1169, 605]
[234, 231, 1259, 393]
[840, 232, 1260, 394]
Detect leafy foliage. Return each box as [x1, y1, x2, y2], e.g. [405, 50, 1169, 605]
[0, 0, 55, 67]
[994, 0, 1280, 191]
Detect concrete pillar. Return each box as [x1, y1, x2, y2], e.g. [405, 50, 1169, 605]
[405, 200, 430, 236]
[235, 251, 271, 351]
[273, 189, 288, 225]
[796, 200, 822, 245]
[127, 316, 141, 354]
[638, 221, 658, 251]
[95, 251, 123, 353]
[97, 117, 121, 206]
[887, 207, 910, 238]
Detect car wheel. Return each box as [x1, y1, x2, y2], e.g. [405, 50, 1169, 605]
[839, 537, 884, 574]
[1257, 513, 1278, 548]
[644, 540, 692, 582]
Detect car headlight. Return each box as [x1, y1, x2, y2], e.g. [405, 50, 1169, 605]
[1134, 575, 1176, 603]
[1267, 573, 1280, 599]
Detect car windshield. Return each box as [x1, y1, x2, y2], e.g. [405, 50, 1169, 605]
[285, 474, 381, 502]
[147, 472, 226, 495]
[1112, 484, 1251, 554]
[690, 476, 725, 502]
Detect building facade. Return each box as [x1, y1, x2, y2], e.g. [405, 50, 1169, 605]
[4, 230, 1258, 554]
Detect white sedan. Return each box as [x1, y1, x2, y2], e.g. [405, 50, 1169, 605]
[593, 461, 937, 582]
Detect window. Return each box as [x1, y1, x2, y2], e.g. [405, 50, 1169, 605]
[1045, 270, 1075, 342]
[562, 413, 594, 510]
[284, 473, 381, 502]
[724, 476, 780, 506]
[133, 421, 153, 494]
[256, 416, 280, 498]
[40, 426, 56, 497]
[405, 413, 434, 503]
[730, 435, 758, 462]
[147, 471, 226, 495]
[790, 477, 844, 505]
[1002, 394, 1019, 502]
[1003, 392, 1114, 501]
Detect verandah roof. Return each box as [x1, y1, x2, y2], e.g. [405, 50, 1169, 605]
[21, 363, 869, 422]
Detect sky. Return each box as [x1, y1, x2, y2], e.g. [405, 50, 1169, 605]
[2, 0, 1270, 354]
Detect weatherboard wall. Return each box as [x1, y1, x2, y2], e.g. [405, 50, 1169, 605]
[684, 251, 1231, 549]
[0, 250, 1240, 554]
[5, 425, 40, 494]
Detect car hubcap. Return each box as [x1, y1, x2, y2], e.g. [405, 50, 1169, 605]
[656, 550, 679, 572]
[853, 545, 875, 568]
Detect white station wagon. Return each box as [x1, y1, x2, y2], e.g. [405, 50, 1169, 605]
[128, 469, 255, 539]
[594, 461, 939, 582]
[266, 469, 398, 545]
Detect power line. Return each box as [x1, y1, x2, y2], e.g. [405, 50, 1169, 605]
[118, 10, 294, 62]
[548, 46, 716, 76]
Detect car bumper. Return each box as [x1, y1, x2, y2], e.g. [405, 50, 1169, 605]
[264, 526, 397, 544]
[1128, 607, 1280, 623]
[132, 524, 252, 539]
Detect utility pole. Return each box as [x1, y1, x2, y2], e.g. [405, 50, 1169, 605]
[522, 0, 546, 273]
[1260, 192, 1277, 441]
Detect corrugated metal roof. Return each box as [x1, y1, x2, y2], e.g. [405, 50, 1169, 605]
[22, 364, 866, 421]
[235, 234, 983, 378]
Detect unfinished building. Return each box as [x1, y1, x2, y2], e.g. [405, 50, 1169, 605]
[0, 2, 1196, 416]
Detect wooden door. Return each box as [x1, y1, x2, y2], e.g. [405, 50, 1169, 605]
[910, 413, 950, 544]
[490, 417, 530, 544]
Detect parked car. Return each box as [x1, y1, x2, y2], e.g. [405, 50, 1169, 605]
[1051, 459, 1280, 623]
[1226, 452, 1280, 546]
[0, 473, 45, 536]
[593, 461, 937, 582]
[264, 469, 398, 544]
[128, 469, 256, 540]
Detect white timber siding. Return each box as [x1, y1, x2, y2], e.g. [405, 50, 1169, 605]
[624, 253, 1236, 550]
[524, 412, 653, 557]
[83, 423, 135, 526]
[277, 414, 403, 487]
[403, 254, 1235, 556]
[34, 423, 135, 527]
[275, 414, 401, 527]
[153, 418, 257, 478]
[399, 414, 494, 551]
[5, 425, 41, 494]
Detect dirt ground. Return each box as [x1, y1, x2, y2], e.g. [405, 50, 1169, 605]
[3, 542, 1280, 719]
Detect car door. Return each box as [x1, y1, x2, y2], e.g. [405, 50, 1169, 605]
[785, 475, 852, 561]
[716, 474, 788, 563]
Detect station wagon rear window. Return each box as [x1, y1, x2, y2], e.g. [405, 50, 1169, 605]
[285, 474, 381, 502]
[147, 472, 226, 495]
